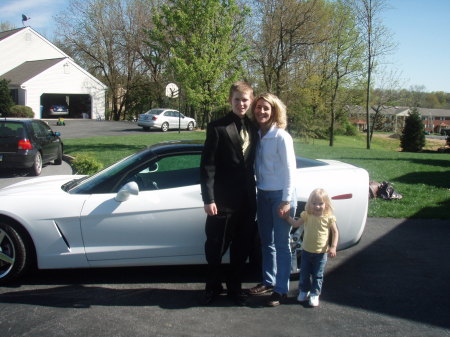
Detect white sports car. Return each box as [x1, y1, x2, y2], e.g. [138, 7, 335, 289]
[0, 140, 369, 283]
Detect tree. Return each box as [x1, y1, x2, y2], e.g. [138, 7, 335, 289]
[55, 0, 162, 120]
[249, 0, 326, 96]
[148, 0, 250, 128]
[0, 79, 14, 116]
[0, 22, 16, 32]
[369, 68, 404, 136]
[348, 0, 395, 149]
[318, 0, 363, 146]
[400, 107, 425, 152]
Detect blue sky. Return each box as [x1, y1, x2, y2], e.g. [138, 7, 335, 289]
[1, 0, 449, 93]
[383, 0, 450, 93]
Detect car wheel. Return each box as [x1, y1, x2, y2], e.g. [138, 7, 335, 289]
[30, 152, 42, 176]
[187, 122, 194, 131]
[54, 144, 63, 165]
[290, 227, 303, 277]
[0, 221, 31, 284]
[161, 122, 169, 132]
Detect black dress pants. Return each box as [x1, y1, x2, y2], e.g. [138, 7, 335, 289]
[204, 204, 256, 295]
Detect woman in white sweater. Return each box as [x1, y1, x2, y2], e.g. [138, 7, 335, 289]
[248, 92, 297, 307]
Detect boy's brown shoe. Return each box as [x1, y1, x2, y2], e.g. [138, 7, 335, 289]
[266, 292, 287, 307]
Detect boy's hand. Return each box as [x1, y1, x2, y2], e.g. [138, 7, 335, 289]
[328, 247, 337, 258]
[204, 203, 218, 216]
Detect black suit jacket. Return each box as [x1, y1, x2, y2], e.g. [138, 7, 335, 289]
[200, 112, 258, 213]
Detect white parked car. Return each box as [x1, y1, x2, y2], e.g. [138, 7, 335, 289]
[0, 141, 368, 283]
[137, 108, 196, 132]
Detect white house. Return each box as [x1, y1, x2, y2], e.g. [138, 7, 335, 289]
[0, 27, 107, 119]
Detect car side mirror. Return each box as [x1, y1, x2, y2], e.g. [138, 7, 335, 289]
[54, 131, 61, 136]
[115, 181, 139, 202]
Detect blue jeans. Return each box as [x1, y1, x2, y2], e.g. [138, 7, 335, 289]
[257, 189, 295, 295]
[299, 250, 328, 296]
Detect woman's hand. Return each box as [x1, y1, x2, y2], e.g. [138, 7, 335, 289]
[278, 202, 290, 218]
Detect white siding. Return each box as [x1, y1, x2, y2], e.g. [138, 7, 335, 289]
[22, 60, 106, 119]
[0, 28, 68, 74]
[1, 27, 107, 119]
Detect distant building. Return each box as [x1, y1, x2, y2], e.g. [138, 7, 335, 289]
[0, 27, 107, 119]
[348, 106, 450, 134]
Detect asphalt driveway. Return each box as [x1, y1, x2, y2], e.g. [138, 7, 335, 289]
[49, 118, 190, 139]
[0, 217, 448, 337]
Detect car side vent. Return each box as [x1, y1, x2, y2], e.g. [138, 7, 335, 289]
[54, 221, 71, 250]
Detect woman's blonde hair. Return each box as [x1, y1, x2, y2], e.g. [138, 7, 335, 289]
[305, 188, 334, 216]
[250, 92, 287, 129]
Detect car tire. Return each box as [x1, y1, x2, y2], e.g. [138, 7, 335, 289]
[54, 145, 63, 165]
[0, 221, 31, 284]
[30, 152, 42, 176]
[161, 122, 169, 132]
[289, 227, 303, 278]
[187, 122, 194, 131]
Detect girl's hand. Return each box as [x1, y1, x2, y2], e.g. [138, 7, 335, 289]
[328, 247, 337, 258]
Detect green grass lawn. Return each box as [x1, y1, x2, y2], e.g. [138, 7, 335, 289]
[64, 131, 450, 219]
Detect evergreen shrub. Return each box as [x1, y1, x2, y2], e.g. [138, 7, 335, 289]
[71, 153, 104, 175]
[8, 105, 34, 118]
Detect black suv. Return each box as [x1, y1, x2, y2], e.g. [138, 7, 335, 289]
[0, 119, 63, 176]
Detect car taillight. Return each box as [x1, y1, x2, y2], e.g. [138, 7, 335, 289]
[18, 139, 33, 150]
[332, 194, 352, 200]
[152, 116, 158, 120]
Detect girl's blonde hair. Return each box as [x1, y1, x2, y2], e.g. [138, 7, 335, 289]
[305, 188, 334, 216]
[250, 92, 287, 129]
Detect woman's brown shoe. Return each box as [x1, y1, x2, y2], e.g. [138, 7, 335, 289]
[248, 283, 274, 295]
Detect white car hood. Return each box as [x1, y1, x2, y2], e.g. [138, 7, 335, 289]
[0, 175, 84, 196]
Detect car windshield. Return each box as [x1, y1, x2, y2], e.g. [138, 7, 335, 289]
[296, 157, 328, 168]
[67, 148, 152, 194]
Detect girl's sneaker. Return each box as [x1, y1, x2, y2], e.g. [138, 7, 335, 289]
[297, 291, 309, 302]
[309, 295, 319, 307]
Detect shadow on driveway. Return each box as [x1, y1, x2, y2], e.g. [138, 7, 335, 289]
[0, 218, 448, 330]
[324, 217, 449, 329]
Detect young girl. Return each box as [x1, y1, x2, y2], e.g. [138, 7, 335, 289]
[284, 188, 339, 307]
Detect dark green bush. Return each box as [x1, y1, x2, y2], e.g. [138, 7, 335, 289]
[71, 153, 104, 175]
[9, 105, 35, 118]
[0, 79, 14, 116]
[335, 119, 359, 136]
[400, 107, 425, 152]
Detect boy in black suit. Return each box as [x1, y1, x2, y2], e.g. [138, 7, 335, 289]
[200, 81, 258, 306]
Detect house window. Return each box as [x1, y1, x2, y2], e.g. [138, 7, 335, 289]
[9, 89, 18, 104]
